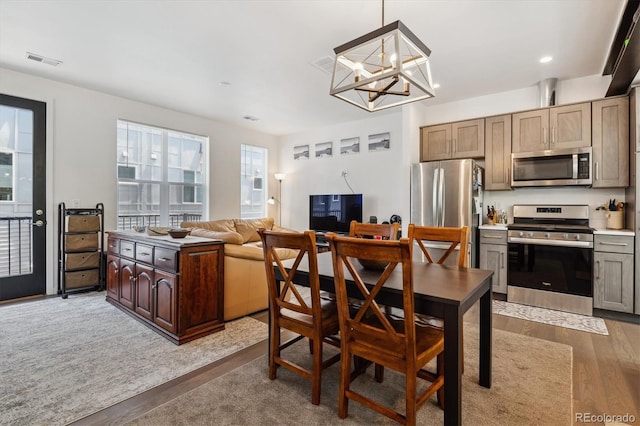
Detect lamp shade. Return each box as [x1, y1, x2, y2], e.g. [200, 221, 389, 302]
[274, 172, 287, 181]
[330, 20, 434, 112]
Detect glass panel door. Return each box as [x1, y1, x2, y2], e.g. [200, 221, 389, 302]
[0, 94, 46, 300]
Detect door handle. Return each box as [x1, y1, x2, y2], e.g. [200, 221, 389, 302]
[596, 260, 600, 280]
[500, 252, 504, 269]
[32, 220, 45, 227]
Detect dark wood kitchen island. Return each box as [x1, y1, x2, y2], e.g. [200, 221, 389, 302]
[105, 231, 225, 344]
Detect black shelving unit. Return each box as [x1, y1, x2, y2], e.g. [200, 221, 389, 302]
[58, 202, 104, 298]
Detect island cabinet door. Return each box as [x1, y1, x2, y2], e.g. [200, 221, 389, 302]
[119, 258, 135, 310]
[134, 263, 154, 321]
[106, 254, 120, 300]
[153, 269, 177, 334]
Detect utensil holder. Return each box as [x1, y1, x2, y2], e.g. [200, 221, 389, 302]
[606, 211, 623, 229]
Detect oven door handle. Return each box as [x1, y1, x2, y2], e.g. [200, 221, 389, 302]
[508, 237, 593, 248]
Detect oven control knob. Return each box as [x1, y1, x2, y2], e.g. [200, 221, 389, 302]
[562, 233, 569, 239]
[527, 232, 534, 238]
[574, 235, 580, 240]
[519, 231, 524, 237]
[544, 233, 550, 238]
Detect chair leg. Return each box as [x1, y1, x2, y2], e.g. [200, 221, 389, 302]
[338, 349, 351, 419]
[405, 368, 417, 426]
[374, 363, 384, 383]
[311, 337, 322, 405]
[269, 322, 280, 380]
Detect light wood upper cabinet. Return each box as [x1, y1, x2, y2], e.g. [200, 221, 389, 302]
[512, 103, 590, 153]
[592, 97, 629, 188]
[420, 118, 484, 161]
[484, 115, 512, 190]
[512, 109, 548, 153]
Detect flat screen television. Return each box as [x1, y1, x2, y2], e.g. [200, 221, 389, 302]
[309, 193, 363, 234]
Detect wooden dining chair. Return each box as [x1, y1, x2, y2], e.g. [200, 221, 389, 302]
[407, 224, 470, 371]
[407, 224, 470, 267]
[327, 234, 444, 425]
[349, 220, 399, 240]
[259, 229, 341, 405]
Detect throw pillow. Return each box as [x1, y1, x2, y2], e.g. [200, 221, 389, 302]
[234, 217, 275, 243]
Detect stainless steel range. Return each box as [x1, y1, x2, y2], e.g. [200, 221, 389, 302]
[507, 204, 593, 315]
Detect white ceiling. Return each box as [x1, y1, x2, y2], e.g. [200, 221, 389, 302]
[0, 0, 626, 136]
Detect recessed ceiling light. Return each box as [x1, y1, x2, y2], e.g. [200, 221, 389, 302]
[539, 56, 553, 64]
[433, 83, 440, 89]
[243, 115, 259, 121]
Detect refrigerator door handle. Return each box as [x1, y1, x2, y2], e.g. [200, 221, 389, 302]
[439, 167, 445, 226]
[431, 168, 440, 226]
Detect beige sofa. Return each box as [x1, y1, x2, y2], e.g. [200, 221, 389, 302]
[180, 217, 297, 321]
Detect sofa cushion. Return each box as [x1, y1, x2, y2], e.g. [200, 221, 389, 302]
[225, 241, 297, 261]
[234, 218, 275, 243]
[181, 219, 236, 232]
[189, 228, 244, 245]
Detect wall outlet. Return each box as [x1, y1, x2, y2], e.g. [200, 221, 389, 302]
[341, 170, 348, 177]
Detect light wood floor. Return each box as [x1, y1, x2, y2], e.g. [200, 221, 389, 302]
[74, 306, 640, 425]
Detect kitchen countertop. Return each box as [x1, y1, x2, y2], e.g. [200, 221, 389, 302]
[593, 228, 635, 236]
[479, 224, 508, 230]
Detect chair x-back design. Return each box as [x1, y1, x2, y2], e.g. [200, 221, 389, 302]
[258, 229, 340, 405]
[327, 234, 444, 425]
[407, 224, 470, 267]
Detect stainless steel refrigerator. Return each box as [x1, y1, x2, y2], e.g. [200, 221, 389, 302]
[410, 159, 484, 267]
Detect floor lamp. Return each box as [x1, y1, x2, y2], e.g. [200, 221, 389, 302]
[270, 172, 286, 225]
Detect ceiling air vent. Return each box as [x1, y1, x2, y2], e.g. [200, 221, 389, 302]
[310, 55, 335, 74]
[26, 52, 62, 66]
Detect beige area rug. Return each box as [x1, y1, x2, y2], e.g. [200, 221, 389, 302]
[0, 292, 268, 425]
[493, 300, 609, 335]
[128, 324, 574, 426]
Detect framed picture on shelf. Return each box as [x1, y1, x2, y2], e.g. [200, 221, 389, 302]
[340, 137, 360, 155]
[293, 144, 310, 160]
[315, 141, 333, 158]
[368, 132, 390, 152]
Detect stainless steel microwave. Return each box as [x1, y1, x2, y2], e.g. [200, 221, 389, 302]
[511, 147, 592, 187]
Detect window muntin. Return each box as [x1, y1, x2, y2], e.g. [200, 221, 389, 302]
[240, 144, 267, 220]
[117, 120, 206, 229]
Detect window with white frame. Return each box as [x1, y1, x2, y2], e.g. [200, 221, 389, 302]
[117, 120, 207, 229]
[240, 144, 267, 219]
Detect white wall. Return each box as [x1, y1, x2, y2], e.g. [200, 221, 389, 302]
[0, 67, 278, 295]
[278, 74, 627, 233]
[277, 111, 405, 232]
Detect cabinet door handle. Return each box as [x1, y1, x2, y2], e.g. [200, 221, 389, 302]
[543, 127, 547, 146]
[552, 126, 556, 145]
[452, 139, 456, 154]
[158, 257, 171, 262]
[596, 260, 600, 280]
[594, 162, 599, 181]
[599, 241, 628, 247]
[123, 248, 132, 252]
[139, 252, 151, 256]
[500, 252, 504, 269]
[483, 235, 503, 239]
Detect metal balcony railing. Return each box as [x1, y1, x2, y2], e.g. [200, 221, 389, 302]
[117, 213, 202, 230]
[0, 216, 33, 277]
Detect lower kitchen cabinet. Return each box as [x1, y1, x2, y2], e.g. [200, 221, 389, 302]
[593, 234, 634, 313]
[479, 228, 508, 294]
[106, 231, 225, 344]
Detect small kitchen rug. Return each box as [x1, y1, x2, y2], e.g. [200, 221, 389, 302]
[493, 300, 609, 335]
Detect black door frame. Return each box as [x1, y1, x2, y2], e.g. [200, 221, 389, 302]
[0, 93, 47, 300]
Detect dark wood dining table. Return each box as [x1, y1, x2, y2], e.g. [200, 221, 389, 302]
[275, 251, 493, 426]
